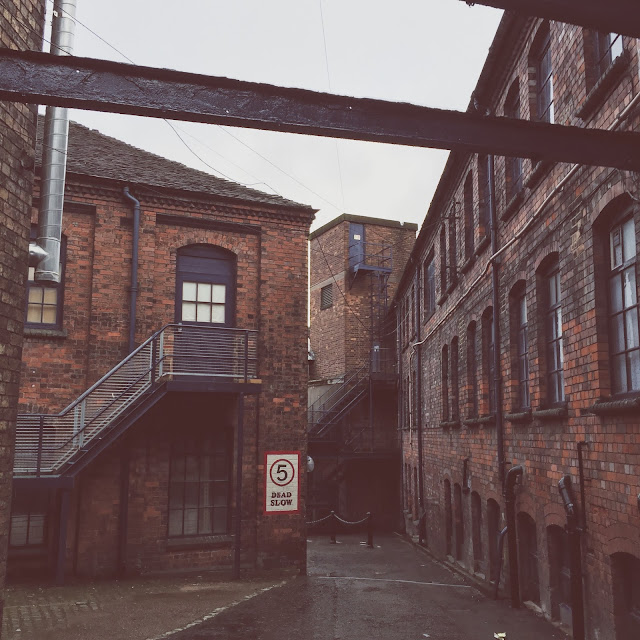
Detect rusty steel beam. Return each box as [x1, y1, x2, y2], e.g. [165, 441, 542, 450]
[0, 49, 639, 171]
[461, 0, 640, 39]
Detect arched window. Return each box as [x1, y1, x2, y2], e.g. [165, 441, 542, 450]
[176, 245, 236, 326]
[471, 491, 483, 573]
[517, 512, 540, 604]
[464, 171, 474, 261]
[529, 22, 554, 123]
[547, 525, 571, 623]
[486, 498, 500, 582]
[444, 479, 452, 557]
[504, 80, 523, 201]
[454, 482, 464, 562]
[611, 552, 640, 639]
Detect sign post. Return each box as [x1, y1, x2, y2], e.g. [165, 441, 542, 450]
[264, 451, 300, 514]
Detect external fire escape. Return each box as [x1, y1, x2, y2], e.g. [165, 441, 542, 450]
[13, 324, 260, 582]
[307, 237, 397, 519]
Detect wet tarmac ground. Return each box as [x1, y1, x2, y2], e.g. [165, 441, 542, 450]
[170, 534, 568, 640]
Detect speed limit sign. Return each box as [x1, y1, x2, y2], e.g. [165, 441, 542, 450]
[265, 452, 300, 514]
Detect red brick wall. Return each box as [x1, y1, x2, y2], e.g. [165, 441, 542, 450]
[19, 172, 313, 576]
[0, 0, 46, 622]
[398, 18, 640, 640]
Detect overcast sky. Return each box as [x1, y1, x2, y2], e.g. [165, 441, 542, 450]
[46, 0, 503, 230]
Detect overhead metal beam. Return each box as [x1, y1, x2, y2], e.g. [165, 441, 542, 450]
[1, 49, 639, 171]
[460, 0, 640, 40]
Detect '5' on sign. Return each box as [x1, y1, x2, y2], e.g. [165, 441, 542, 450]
[270, 459, 295, 487]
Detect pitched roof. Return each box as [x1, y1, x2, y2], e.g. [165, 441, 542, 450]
[36, 120, 315, 213]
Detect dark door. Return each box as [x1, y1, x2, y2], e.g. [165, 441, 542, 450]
[349, 223, 365, 269]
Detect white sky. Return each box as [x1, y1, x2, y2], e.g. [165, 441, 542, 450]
[46, 0, 503, 230]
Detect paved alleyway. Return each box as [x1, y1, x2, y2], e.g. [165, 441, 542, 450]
[172, 534, 568, 640]
[3, 534, 569, 640]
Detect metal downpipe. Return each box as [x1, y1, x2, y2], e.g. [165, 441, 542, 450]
[34, 0, 77, 283]
[505, 464, 523, 608]
[488, 154, 505, 487]
[123, 187, 140, 353]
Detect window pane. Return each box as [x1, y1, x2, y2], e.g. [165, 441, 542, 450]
[196, 303, 211, 322]
[623, 269, 637, 308]
[10, 515, 28, 546]
[185, 456, 198, 481]
[183, 509, 198, 535]
[210, 304, 225, 324]
[27, 305, 42, 323]
[28, 515, 45, 545]
[197, 283, 212, 302]
[182, 302, 196, 322]
[610, 34, 623, 60]
[626, 309, 640, 348]
[182, 282, 197, 301]
[211, 284, 226, 304]
[171, 456, 185, 480]
[200, 482, 213, 507]
[630, 350, 640, 391]
[28, 287, 43, 304]
[43, 288, 57, 304]
[622, 218, 636, 261]
[610, 275, 623, 312]
[184, 483, 198, 508]
[169, 483, 183, 508]
[213, 482, 228, 506]
[612, 354, 627, 393]
[212, 508, 228, 533]
[611, 314, 625, 353]
[28, 266, 35, 281]
[42, 306, 57, 324]
[199, 508, 213, 535]
[168, 510, 183, 537]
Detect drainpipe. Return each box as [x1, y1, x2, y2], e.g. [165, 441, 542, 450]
[32, 0, 77, 282]
[558, 474, 586, 640]
[488, 154, 505, 487]
[415, 276, 425, 538]
[123, 187, 141, 353]
[505, 464, 523, 608]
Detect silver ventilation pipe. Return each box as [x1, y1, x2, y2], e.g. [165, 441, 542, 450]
[32, 0, 77, 282]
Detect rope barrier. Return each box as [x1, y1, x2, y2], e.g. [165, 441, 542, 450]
[306, 511, 374, 548]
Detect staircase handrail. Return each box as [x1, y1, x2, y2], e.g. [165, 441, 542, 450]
[308, 365, 368, 416]
[15, 324, 258, 475]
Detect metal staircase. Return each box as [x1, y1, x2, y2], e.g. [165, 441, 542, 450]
[15, 324, 258, 479]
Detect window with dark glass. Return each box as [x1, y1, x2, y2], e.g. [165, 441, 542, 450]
[440, 225, 447, 295]
[478, 155, 491, 239]
[320, 284, 333, 310]
[467, 322, 478, 417]
[516, 291, 530, 409]
[594, 32, 623, 79]
[448, 214, 457, 288]
[504, 82, 523, 200]
[608, 217, 639, 394]
[451, 337, 459, 421]
[546, 265, 565, 404]
[442, 344, 449, 422]
[464, 172, 474, 261]
[168, 431, 231, 538]
[423, 252, 435, 319]
[9, 489, 48, 548]
[536, 28, 554, 123]
[483, 310, 496, 414]
[26, 233, 65, 329]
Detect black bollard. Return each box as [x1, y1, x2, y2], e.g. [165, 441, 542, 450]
[330, 511, 337, 544]
[367, 512, 373, 548]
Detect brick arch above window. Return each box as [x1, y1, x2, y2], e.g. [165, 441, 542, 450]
[534, 245, 561, 274]
[604, 523, 640, 556]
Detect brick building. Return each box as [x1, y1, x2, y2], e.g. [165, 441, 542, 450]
[9, 120, 315, 581]
[308, 215, 416, 530]
[0, 0, 47, 622]
[395, 13, 640, 640]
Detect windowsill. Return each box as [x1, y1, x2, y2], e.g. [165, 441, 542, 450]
[505, 409, 532, 424]
[589, 395, 640, 416]
[474, 235, 490, 257]
[524, 160, 553, 191]
[532, 403, 568, 420]
[165, 534, 233, 551]
[463, 414, 495, 427]
[501, 189, 525, 222]
[460, 256, 475, 274]
[24, 327, 67, 339]
[577, 52, 630, 121]
[440, 419, 460, 429]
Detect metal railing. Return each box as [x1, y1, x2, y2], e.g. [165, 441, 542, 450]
[348, 241, 392, 271]
[15, 324, 258, 476]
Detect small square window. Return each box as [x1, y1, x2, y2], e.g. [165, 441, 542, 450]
[320, 284, 333, 310]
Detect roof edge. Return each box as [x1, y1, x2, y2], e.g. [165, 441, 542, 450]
[309, 213, 418, 240]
